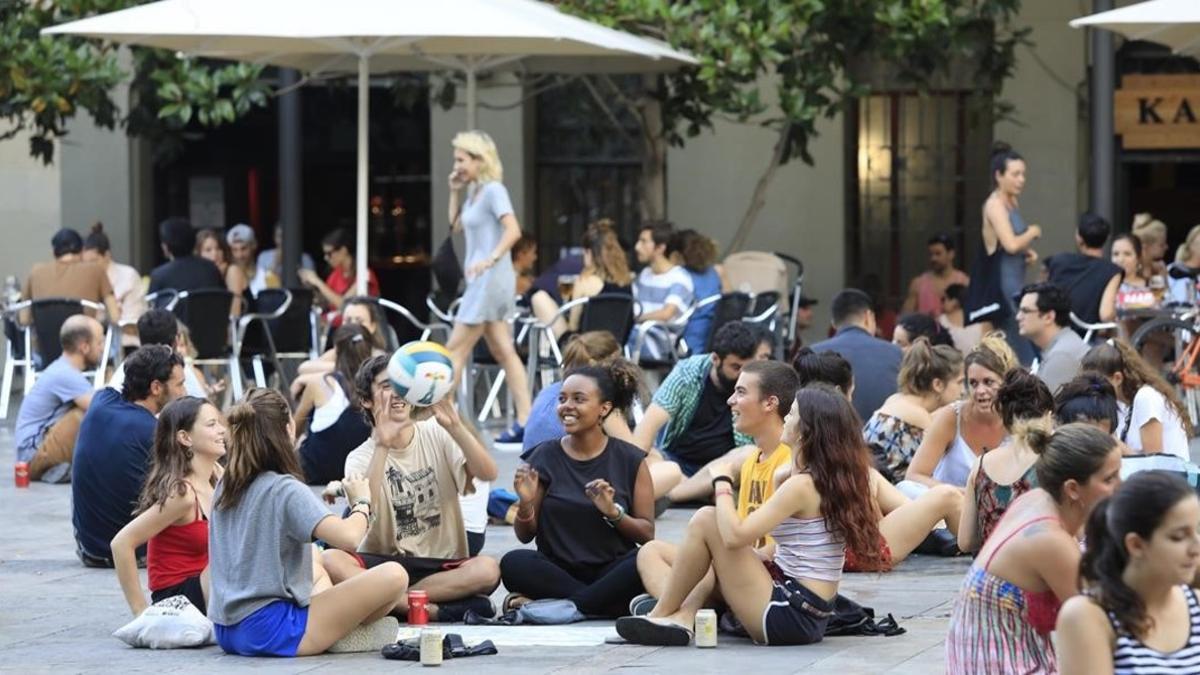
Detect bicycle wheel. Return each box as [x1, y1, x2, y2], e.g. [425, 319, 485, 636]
[1131, 317, 1195, 356]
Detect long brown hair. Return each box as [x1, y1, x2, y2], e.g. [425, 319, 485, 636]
[136, 396, 215, 514]
[1081, 339, 1193, 435]
[217, 388, 303, 509]
[582, 219, 633, 286]
[793, 384, 887, 571]
[332, 323, 374, 396]
[194, 228, 232, 266]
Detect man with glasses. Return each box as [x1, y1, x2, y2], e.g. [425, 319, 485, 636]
[1016, 282, 1087, 394]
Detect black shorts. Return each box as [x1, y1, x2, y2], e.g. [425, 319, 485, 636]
[760, 579, 834, 646]
[352, 553, 469, 586]
[152, 575, 207, 614]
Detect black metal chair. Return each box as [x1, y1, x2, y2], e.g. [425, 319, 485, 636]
[234, 288, 299, 398]
[700, 292, 754, 353]
[259, 287, 320, 374]
[169, 289, 239, 400]
[1, 298, 111, 420]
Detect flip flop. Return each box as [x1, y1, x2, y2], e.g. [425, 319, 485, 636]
[615, 616, 693, 646]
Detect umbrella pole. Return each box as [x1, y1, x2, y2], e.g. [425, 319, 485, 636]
[466, 63, 477, 129]
[356, 54, 370, 296]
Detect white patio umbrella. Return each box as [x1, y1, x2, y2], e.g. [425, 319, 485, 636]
[1070, 0, 1200, 55]
[44, 0, 695, 293]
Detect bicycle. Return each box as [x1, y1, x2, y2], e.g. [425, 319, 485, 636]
[1131, 266, 1200, 425]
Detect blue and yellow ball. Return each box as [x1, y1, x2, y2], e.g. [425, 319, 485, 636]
[387, 341, 455, 407]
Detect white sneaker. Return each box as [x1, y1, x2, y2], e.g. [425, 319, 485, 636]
[328, 616, 399, 653]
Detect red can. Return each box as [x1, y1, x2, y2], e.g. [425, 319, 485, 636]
[14, 462, 30, 488]
[408, 589, 429, 625]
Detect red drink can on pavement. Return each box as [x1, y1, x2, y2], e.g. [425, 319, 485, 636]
[14, 462, 30, 488]
[408, 589, 429, 625]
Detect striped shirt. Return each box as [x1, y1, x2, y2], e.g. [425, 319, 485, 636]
[633, 264, 694, 317]
[1112, 586, 1200, 674]
[772, 516, 844, 583]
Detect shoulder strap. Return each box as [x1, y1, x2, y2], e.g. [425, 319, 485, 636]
[1120, 400, 1134, 443]
[983, 515, 1060, 571]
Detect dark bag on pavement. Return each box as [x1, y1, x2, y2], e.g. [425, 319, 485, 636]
[381, 633, 498, 660]
[718, 593, 905, 638]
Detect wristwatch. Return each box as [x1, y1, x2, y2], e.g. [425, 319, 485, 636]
[603, 503, 626, 527]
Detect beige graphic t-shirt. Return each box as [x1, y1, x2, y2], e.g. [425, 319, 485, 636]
[344, 419, 473, 559]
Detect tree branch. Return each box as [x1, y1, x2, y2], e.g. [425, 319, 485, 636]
[579, 76, 638, 145]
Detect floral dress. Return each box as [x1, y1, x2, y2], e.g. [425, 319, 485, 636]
[862, 412, 924, 484]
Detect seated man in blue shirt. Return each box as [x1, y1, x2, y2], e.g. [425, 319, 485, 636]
[72, 345, 186, 567]
[13, 315, 105, 483]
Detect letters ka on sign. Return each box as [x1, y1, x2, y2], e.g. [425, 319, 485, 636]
[1115, 74, 1200, 150]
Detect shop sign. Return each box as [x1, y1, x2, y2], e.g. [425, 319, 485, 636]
[1115, 74, 1200, 149]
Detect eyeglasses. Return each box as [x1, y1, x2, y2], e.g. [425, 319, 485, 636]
[1015, 305, 1042, 315]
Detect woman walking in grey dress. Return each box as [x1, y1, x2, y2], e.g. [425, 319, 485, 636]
[981, 144, 1041, 365]
[445, 130, 532, 445]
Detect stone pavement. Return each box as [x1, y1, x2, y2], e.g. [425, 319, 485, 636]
[0, 422, 966, 674]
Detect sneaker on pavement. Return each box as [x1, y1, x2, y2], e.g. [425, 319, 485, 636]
[328, 616, 399, 653]
[494, 422, 525, 448]
[434, 595, 495, 623]
[628, 593, 657, 617]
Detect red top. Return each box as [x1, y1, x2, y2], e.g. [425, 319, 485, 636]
[147, 491, 209, 591]
[983, 515, 1063, 635]
[327, 266, 380, 300]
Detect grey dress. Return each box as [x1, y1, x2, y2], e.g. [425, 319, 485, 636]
[457, 181, 516, 324]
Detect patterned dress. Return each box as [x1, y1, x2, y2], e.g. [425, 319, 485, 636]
[862, 412, 924, 483]
[973, 461, 1039, 546]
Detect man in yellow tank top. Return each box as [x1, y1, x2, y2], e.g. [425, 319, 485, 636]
[628, 361, 800, 613]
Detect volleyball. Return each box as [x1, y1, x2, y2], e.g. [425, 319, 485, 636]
[387, 341, 455, 407]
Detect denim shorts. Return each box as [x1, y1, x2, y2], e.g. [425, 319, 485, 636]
[759, 579, 834, 646]
[215, 599, 309, 657]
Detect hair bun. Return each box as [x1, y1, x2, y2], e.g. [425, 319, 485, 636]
[992, 141, 1013, 156]
[90, 221, 104, 234]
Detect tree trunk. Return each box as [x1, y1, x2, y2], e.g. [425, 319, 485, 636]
[724, 124, 790, 256]
[637, 74, 666, 221]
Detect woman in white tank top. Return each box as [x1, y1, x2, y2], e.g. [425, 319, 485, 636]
[617, 377, 887, 647]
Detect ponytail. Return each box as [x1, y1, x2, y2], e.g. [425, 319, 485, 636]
[897, 337, 963, 396]
[1079, 472, 1196, 638]
[218, 388, 302, 509]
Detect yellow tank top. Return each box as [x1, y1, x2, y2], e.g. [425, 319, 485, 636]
[737, 443, 793, 548]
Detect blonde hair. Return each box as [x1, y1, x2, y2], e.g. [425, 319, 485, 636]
[964, 331, 1020, 379]
[1176, 224, 1200, 264]
[452, 130, 503, 183]
[1132, 213, 1166, 245]
[897, 337, 963, 396]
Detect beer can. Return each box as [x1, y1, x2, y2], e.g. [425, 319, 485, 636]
[14, 462, 29, 488]
[420, 628, 443, 666]
[408, 589, 429, 625]
[694, 609, 718, 648]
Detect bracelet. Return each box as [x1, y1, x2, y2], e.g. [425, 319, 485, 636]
[349, 507, 371, 524]
[515, 507, 535, 522]
[603, 503, 626, 527]
[352, 497, 371, 508]
[711, 476, 733, 489]
[714, 487, 733, 499]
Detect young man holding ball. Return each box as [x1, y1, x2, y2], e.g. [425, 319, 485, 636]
[320, 355, 501, 622]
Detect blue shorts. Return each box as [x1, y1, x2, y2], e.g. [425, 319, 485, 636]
[215, 599, 309, 657]
[660, 449, 704, 477]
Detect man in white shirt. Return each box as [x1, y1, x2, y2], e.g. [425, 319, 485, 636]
[631, 222, 694, 360]
[321, 355, 501, 622]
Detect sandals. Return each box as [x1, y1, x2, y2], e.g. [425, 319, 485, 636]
[501, 592, 530, 613]
[615, 616, 693, 646]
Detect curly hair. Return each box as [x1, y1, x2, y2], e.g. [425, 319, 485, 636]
[793, 384, 887, 572]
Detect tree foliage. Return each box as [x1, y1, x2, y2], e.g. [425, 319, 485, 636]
[0, 0, 269, 164]
[555, 0, 1029, 165]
